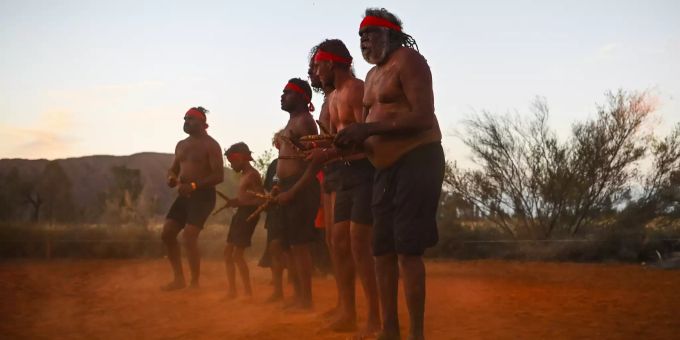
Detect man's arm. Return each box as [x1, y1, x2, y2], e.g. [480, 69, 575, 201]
[349, 80, 366, 124]
[166, 141, 181, 187]
[368, 51, 435, 134]
[335, 51, 435, 146]
[197, 139, 225, 188]
[230, 172, 265, 207]
[275, 118, 319, 204]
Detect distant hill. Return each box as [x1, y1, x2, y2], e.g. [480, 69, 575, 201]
[0, 153, 238, 222]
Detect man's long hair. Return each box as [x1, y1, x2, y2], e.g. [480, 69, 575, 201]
[309, 40, 355, 92]
[364, 8, 419, 52]
[308, 45, 323, 93]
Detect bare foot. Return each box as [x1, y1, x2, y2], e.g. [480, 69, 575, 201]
[160, 280, 186, 291]
[350, 322, 381, 340]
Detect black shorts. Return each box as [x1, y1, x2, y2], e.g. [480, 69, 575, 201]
[165, 187, 216, 228]
[372, 142, 445, 256]
[265, 205, 288, 247]
[322, 162, 342, 194]
[227, 206, 259, 247]
[334, 158, 374, 225]
[279, 174, 321, 245]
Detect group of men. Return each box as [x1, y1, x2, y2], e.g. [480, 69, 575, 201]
[160, 8, 444, 340]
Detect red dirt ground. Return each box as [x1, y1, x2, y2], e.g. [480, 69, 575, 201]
[1, 259, 679, 339]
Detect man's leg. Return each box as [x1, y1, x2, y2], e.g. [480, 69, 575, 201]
[351, 222, 380, 334]
[268, 239, 285, 301]
[161, 219, 185, 290]
[322, 191, 342, 318]
[182, 224, 202, 288]
[328, 220, 356, 329]
[234, 246, 252, 296]
[399, 255, 425, 340]
[375, 253, 400, 339]
[290, 243, 314, 309]
[224, 243, 237, 297]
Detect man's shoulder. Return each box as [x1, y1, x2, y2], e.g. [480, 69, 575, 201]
[349, 77, 364, 91]
[393, 47, 429, 68]
[247, 168, 262, 180]
[201, 134, 221, 147]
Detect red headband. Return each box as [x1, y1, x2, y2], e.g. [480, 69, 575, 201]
[314, 49, 352, 64]
[360, 16, 402, 32]
[284, 82, 315, 112]
[226, 152, 252, 162]
[185, 108, 208, 128]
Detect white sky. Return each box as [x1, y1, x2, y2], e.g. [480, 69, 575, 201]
[1, 0, 679, 164]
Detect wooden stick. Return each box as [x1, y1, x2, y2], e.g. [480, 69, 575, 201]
[212, 204, 229, 216]
[278, 155, 306, 160]
[216, 190, 230, 201]
[247, 190, 271, 200]
[246, 201, 271, 222]
[299, 134, 335, 142]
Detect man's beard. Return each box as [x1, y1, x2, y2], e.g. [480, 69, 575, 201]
[363, 34, 389, 65]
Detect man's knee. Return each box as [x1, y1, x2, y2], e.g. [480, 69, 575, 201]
[398, 254, 423, 268]
[331, 225, 351, 255]
[375, 253, 398, 267]
[350, 223, 371, 258]
[182, 225, 201, 244]
[234, 248, 245, 262]
[269, 240, 283, 255]
[161, 221, 180, 243]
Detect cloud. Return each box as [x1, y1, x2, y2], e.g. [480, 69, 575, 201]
[0, 110, 79, 159]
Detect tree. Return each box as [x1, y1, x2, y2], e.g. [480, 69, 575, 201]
[101, 165, 145, 224]
[37, 161, 76, 223]
[253, 148, 276, 177]
[448, 90, 656, 239]
[565, 90, 651, 234]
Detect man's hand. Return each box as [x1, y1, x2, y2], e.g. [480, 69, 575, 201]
[306, 148, 330, 166]
[334, 123, 371, 149]
[177, 182, 194, 197]
[167, 174, 178, 188]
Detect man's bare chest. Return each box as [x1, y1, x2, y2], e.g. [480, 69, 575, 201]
[177, 142, 208, 162]
[365, 69, 403, 105]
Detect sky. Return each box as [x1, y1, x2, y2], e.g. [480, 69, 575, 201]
[1, 0, 679, 165]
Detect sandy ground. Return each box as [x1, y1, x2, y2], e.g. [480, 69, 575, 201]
[1, 259, 679, 340]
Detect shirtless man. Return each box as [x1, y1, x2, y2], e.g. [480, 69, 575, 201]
[222, 142, 264, 299]
[162, 106, 224, 290]
[271, 78, 320, 310]
[308, 44, 342, 317]
[335, 9, 445, 340]
[311, 39, 380, 336]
